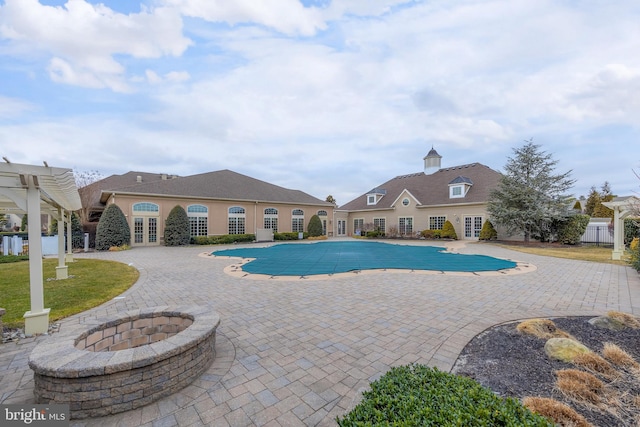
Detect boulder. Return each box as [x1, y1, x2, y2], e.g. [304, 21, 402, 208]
[544, 338, 591, 362]
[588, 316, 626, 331]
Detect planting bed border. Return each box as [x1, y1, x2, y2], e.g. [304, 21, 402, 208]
[28, 306, 220, 419]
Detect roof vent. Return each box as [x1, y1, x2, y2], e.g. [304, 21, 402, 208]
[136, 176, 142, 183]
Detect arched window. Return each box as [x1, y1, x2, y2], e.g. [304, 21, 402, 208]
[264, 208, 278, 232]
[317, 210, 328, 235]
[292, 209, 304, 233]
[228, 206, 246, 234]
[132, 202, 159, 213]
[187, 205, 208, 236]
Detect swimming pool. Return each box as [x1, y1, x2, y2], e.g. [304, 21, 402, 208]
[212, 241, 517, 276]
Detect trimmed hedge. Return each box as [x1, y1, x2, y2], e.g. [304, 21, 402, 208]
[478, 220, 498, 240]
[95, 204, 131, 251]
[307, 214, 324, 237]
[441, 220, 458, 239]
[337, 364, 553, 426]
[192, 234, 255, 245]
[274, 232, 308, 240]
[420, 229, 442, 239]
[164, 205, 190, 246]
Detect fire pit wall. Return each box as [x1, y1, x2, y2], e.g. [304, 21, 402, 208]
[29, 306, 220, 419]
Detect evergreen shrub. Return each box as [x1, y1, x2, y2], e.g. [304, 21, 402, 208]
[307, 215, 324, 237]
[624, 218, 640, 246]
[164, 205, 190, 246]
[274, 232, 308, 240]
[420, 229, 442, 239]
[478, 220, 498, 240]
[630, 237, 640, 271]
[441, 220, 458, 239]
[192, 234, 255, 245]
[95, 204, 131, 251]
[337, 364, 553, 426]
[557, 214, 590, 245]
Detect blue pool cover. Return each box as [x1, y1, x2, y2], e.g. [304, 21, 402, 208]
[212, 241, 516, 276]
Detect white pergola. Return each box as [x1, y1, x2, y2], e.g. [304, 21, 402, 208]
[0, 161, 82, 334]
[602, 196, 640, 260]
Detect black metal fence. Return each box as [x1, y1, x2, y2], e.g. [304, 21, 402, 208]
[580, 224, 614, 246]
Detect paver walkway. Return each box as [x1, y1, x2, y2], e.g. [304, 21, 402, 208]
[1, 240, 639, 426]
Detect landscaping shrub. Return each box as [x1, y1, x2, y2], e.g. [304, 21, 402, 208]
[95, 204, 130, 251]
[274, 232, 308, 240]
[420, 229, 441, 239]
[557, 214, 590, 245]
[164, 205, 190, 246]
[478, 220, 498, 240]
[192, 234, 255, 245]
[307, 214, 324, 237]
[624, 218, 640, 246]
[629, 237, 640, 271]
[365, 230, 384, 238]
[440, 220, 458, 239]
[337, 364, 552, 426]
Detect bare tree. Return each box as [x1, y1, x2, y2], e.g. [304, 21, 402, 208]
[74, 169, 104, 224]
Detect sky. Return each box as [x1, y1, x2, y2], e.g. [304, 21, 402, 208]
[1, 0, 639, 207]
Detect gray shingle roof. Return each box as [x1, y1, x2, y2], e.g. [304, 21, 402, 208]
[339, 163, 501, 211]
[98, 169, 332, 206]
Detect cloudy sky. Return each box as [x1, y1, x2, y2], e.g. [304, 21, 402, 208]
[1, 0, 639, 206]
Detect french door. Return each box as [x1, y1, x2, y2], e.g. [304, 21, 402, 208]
[133, 217, 158, 245]
[464, 216, 483, 239]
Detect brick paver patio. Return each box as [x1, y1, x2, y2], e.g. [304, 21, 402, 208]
[1, 240, 639, 426]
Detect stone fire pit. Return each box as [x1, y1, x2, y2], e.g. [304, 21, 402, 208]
[29, 306, 220, 419]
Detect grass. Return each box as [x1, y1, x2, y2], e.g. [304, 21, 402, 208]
[0, 258, 139, 329]
[491, 242, 630, 266]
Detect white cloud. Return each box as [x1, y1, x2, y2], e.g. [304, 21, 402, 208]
[162, 0, 326, 36]
[0, 95, 35, 118]
[0, 0, 191, 91]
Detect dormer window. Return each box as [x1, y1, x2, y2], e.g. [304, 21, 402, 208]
[448, 176, 473, 199]
[366, 188, 386, 205]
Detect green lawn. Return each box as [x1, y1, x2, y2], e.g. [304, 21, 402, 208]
[0, 258, 139, 329]
[492, 242, 630, 266]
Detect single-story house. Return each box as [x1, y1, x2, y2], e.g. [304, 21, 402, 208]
[335, 148, 502, 239]
[84, 170, 335, 246]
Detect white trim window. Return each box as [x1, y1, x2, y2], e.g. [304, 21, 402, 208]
[373, 217, 386, 234]
[187, 204, 208, 237]
[429, 216, 446, 230]
[353, 218, 364, 235]
[292, 209, 304, 233]
[264, 208, 278, 232]
[398, 217, 413, 235]
[228, 206, 246, 234]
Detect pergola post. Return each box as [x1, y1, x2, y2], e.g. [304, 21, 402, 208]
[611, 205, 624, 260]
[24, 174, 50, 335]
[66, 211, 74, 262]
[56, 207, 68, 280]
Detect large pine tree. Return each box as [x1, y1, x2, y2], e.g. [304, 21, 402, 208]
[487, 140, 575, 242]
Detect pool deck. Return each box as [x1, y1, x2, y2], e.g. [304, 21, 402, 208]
[2, 239, 639, 426]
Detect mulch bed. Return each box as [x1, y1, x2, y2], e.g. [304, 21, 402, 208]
[452, 317, 640, 426]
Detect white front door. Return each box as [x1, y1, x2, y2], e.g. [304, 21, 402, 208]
[337, 220, 346, 236]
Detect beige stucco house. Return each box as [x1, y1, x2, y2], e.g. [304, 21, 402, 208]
[85, 170, 334, 246]
[335, 148, 502, 240]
